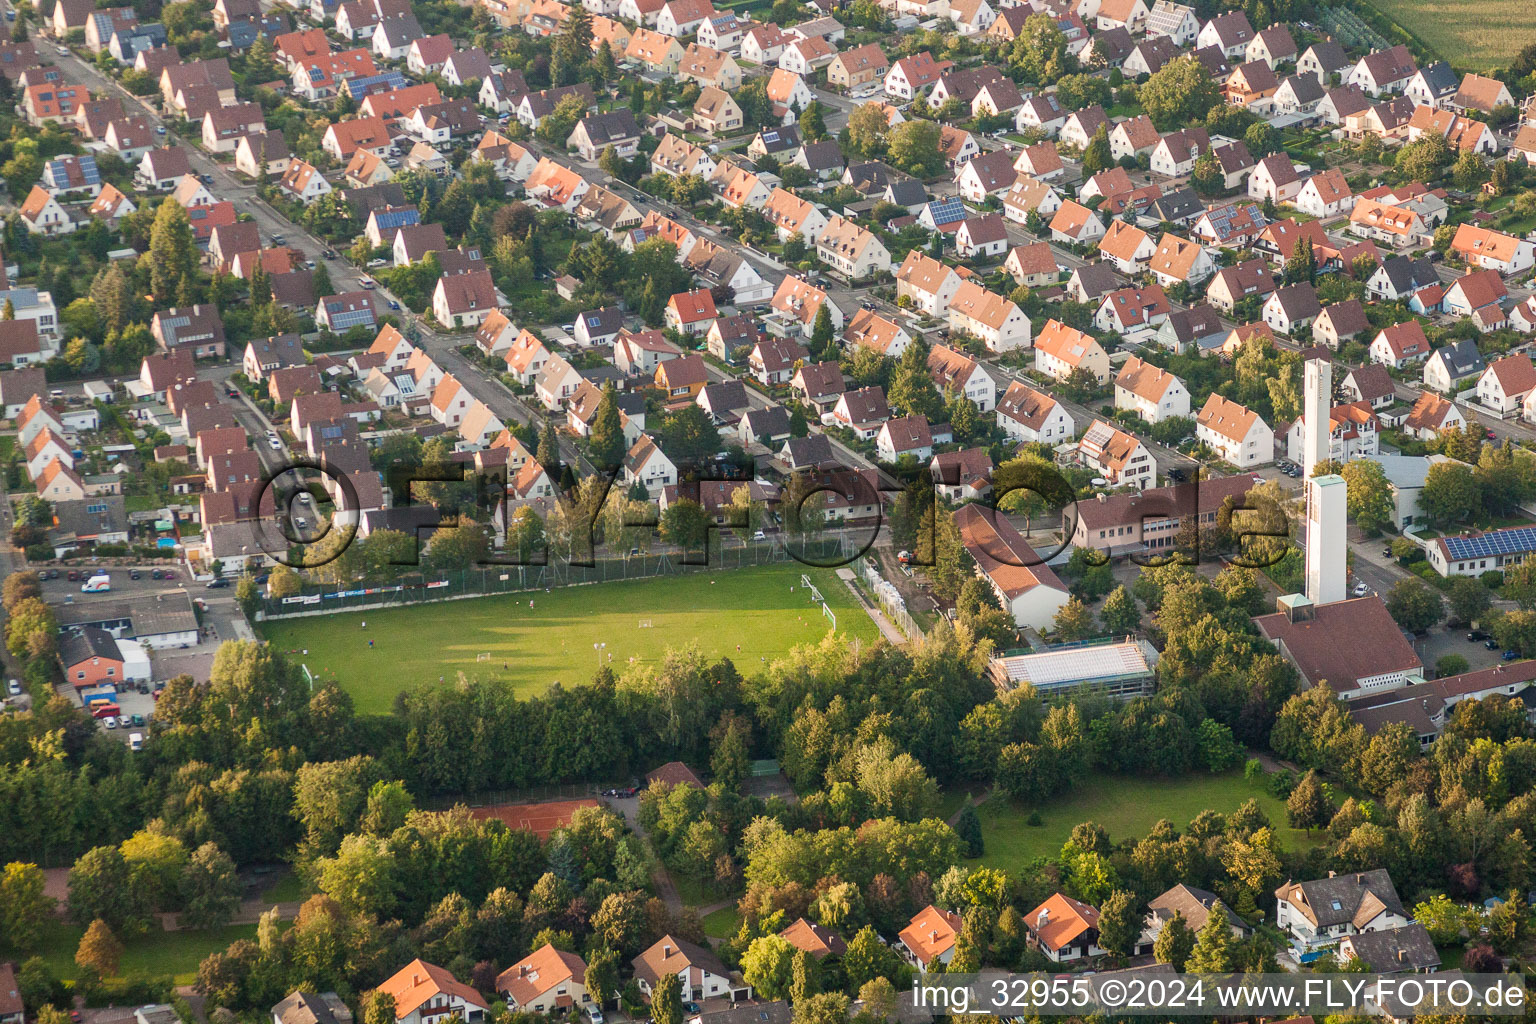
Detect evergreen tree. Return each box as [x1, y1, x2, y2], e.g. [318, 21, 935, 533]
[589, 382, 625, 469]
[147, 199, 196, 304]
[800, 101, 827, 142]
[811, 304, 834, 358]
[537, 419, 561, 473]
[250, 263, 272, 307]
[1152, 910, 1195, 970]
[1081, 124, 1112, 178]
[1100, 585, 1140, 634]
[1095, 890, 1140, 956]
[955, 804, 984, 858]
[1185, 902, 1236, 973]
[1286, 770, 1331, 832]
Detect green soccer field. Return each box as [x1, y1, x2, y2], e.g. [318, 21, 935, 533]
[261, 564, 881, 712]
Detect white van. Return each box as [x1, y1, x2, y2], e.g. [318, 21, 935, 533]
[128, 732, 143, 751]
[81, 573, 111, 593]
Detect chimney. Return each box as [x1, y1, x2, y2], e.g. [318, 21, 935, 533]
[1356, 874, 1363, 884]
[1037, 908, 1050, 928]
[664, 945, 673, 958]
[1096, 492, 1106, 502]
[520, 967, 528, 977]
[1327, 870, 1336, 878]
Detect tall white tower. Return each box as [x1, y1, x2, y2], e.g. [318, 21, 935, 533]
[1303, 358, 1347, 605]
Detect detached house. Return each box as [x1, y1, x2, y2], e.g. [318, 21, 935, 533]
[1369, 320, 1430, 370]
[1114, 357, 1188, 424]
[1034, 319, 1108, 385]
[1196, 393, 1273, 468]
[1027, 894, 1102, 964]
[997, 380, 1074, 444]
[1478, 354, 1536, 417]
[1274, 870, 1407, 946]
[897, 906, 962, 971]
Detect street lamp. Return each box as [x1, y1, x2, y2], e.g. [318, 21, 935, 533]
[594, 641, 606, 665]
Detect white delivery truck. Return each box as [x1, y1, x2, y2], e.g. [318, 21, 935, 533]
[81, 573, 111, 593]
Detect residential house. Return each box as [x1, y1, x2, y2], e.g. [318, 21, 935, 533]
[1196, 393, 1273, 468]
[1369, 320, 1431, 370]
[1114, 356, 1188, 423]
[1034, 319, 1108, 384]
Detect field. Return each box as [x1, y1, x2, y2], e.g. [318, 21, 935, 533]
[1363, 0, 1536, 66]
[24, 918, 260, 986]
[262, 564, 880, 713]
[973, 772, 1317, 871]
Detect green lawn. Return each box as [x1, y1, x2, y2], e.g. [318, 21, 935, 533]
[973, 772, 1317, 872]
[21, 918, 259, 986]
[262, 564, 880, 713]
[702, 905, 742, 939]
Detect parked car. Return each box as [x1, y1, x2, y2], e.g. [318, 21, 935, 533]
[206, 578, 230, 589]
[1468, 631, 1490, 641]
[388, 300, 401, 311]
[7, 680, 20, 696]
[1505, 650, 1521, 661]
[367, 258, 387, 268]
[1352, 582, 1369, 597]
[131, 713, 145, 727]
[1487, 638, 1502, 649]
[104, 716, 117, 730]
[116, 715, 130, 728]
[130, 569, 140, 580]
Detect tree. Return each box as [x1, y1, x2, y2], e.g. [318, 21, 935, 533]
[1099, 585, 1140, 634]
[1096, 890, 1139, 956]
[75, 919, 123, 977]
[537, 417, 562, 473]
[1421, 460, 1480, 525]
[846, 102, 890, 158]
[1138, 57, 1220, 130]
[589, 383, 625, 469]
[0, 862, 55, 950]
[886, 120, 944, 178]
[1081, 124, 1111, 178]
[1385, 578, 1444, 634]
[147, 199, 196, 303]
[1152, 910, 1195, 970]
[811, 304, 834, 358]
[1286, 770, 1331, 832]
[1448, 576, 1492, 624]
[587, 946, 619, 1007]
[1502, 560, 1536, 610]
[1053, 597, 1094, 641]
[843, 926, 902, 990]
[660, 498, 710, 551]
[1191, 150, 1223, 195]
[800, 101, 827, 142]
[67, 846, 141, 932]
[1196, 719, 1242, 773]
[742, 934, 797, 999]
[793, 993, 849, 1024]
[955, 804, 984, 858]
[1185, 902, 1236, 973]
[179, 843, 242, 930]
[1337, 459, 1394, 534]
[790, 950, 818, 1005]
[652, 972, 684, 1024]
[887, 340, 942, 420]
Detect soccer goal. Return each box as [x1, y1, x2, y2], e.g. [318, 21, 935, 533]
[821, 603, 836, 630]
[638, 619, 653, 628]
[476, 652, 492, 662]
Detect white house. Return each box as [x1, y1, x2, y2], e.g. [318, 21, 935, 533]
[1196, 393, 1273, 468]
[1114, 357, 1189, 424]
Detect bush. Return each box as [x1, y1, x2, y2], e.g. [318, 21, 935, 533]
[1026, 811, 1043, 826]
[1436, 654, 1470, 678]
[24, 544, 53, 562]
[1483, 570, 1505, 588]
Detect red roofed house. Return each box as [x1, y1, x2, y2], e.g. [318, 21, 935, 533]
[375, 960, 488, 1024]
[1478, 353, 1536, 417]
[1027, 893, 1102, 963]
[496, 945, 589, 1014]
[664, 289, 718, 336]
[897, 905, 963, 970]
[954, 504, 1072, 629]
